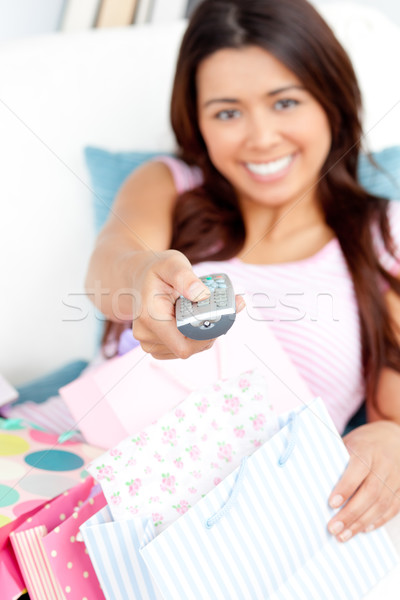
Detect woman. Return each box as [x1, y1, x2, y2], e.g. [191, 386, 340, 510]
[86, 0, 400, 542]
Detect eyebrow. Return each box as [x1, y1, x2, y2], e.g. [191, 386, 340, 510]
[202, 85, 305, 107]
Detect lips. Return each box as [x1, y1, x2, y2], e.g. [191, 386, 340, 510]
[245, 154, 294, 176]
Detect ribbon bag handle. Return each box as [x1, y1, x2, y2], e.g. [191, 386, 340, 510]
[205, 411, 299, 529]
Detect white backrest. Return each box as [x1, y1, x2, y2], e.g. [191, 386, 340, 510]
[316, 1, 400, 150]
[0, 21, 186, 384]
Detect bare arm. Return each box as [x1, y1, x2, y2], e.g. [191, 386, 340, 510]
[85, 160, 178, 320]
[85, 160, 244, 359]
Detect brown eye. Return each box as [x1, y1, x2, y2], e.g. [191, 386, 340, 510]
[274, 99, 299, 111]
[216, 109, 241, 120]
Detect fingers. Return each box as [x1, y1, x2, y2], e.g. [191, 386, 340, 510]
[328, 452, 372, 511]
[134, 290, 216, 358]
[327, 451, 377, 541]
[134, 250, 241, 359]
[328, 447, 400, 542]
[235, 294, 246, 313]
[329, 473, 395, 542]
[154, 250, 210, 302]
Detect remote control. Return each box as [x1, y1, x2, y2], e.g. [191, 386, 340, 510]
[175, 273, 236, 340]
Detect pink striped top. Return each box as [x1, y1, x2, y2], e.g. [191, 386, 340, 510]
[158, 156, 400, 434]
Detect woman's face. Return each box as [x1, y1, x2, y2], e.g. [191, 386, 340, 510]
[196, 45, 332, 212]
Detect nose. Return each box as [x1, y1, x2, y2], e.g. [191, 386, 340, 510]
[245, 108, 281, 149]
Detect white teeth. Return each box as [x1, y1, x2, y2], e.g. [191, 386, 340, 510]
[246, 155, 293, 176]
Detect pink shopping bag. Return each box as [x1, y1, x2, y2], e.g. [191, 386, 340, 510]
[42, 485, 106, 600]
[60, 308, 313, 448]
[10, 477, 104, 600]
[0, 541, 31, 600]
[0, 421, 103, 599]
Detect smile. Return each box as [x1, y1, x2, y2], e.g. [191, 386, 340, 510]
[245, 154, 294, 176]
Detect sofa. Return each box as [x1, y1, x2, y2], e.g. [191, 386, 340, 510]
[1, 1, 400, 390]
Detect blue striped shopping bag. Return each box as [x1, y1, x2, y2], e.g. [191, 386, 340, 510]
[81, 397, 399, 599]
[141, 397, 399, 600]
[80, 506, 162, 600]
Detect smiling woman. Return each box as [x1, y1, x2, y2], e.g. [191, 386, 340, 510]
[84, 0, 400, 546]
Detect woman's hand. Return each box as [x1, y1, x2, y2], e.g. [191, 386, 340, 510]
[327, 420, 400, 541]
[131, 249, 244, 359]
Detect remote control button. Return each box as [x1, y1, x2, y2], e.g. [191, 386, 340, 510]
[197, 299, 210, 306]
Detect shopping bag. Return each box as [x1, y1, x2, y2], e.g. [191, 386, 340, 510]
[10, 477, 104, 600]
[80, 505, 162, 600]
[140, 397, 399, 599]
[86, 369, 279, 530]
[0, 420, 103, 599]
[1, 499, 47, 600]
[41, 485, 106, 600]
[81, 367, 278, 600]
[0, 421, 103, 532]
[0, 544, 28, 600]
[60, 309, 313, 448]
[81, 397, 399, 600]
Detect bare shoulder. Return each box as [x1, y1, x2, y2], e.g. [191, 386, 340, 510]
[113, 160, 177, 218]
[100, 160, 178, 251]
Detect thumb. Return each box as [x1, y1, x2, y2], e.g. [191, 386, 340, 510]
[157, 252, 210, 302]
[184, 277, 211, 302]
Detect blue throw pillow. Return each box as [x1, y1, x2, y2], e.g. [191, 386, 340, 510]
[358, 146, 400, 200]
[84, 145, 400, 233]
[84, 147, 162, 232]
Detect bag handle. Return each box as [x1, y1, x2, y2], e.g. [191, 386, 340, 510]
[205, 457, 248, 529]
[205, 411, 299, 529]
[278, 411, 299, 467]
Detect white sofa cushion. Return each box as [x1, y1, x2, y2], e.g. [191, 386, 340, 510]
[0, 21, 185, 384]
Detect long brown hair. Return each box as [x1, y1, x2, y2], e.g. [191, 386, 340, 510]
[169, 0, 400, 409]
